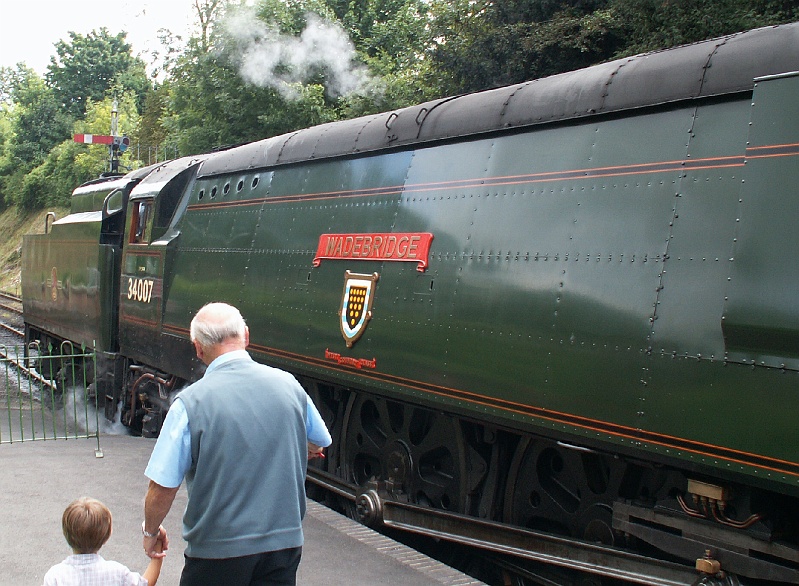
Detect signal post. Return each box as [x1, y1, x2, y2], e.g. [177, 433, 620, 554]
[73, 99, 130, 173]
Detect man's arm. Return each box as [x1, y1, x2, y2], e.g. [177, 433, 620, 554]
[306, 395, 332, 448]
[143, 480, 179, 559]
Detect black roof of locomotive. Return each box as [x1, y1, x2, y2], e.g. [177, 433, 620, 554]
[198, 22, 799, 178]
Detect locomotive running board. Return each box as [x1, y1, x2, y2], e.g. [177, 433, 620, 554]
[306, 471, 700, 585]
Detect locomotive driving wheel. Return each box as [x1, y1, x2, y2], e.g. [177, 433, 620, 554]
[503, 437, 626, 546]
[340, 393, 471, 515]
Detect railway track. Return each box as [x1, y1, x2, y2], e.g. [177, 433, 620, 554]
[0, 291, 22, 310]
[0, 293, 58, 401]
[0, 291, 23, 337]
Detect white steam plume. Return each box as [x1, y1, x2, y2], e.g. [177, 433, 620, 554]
[223, 8, 374, 99]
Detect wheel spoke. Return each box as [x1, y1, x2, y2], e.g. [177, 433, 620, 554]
[341, 393, 470, 513]
[504, 438, 625, 543]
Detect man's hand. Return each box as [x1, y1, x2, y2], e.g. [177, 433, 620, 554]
[308, 442, 325, 460]
[143, 526, 168, 559]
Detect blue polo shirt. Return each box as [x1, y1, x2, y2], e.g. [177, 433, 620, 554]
[145, 350, 333, 488]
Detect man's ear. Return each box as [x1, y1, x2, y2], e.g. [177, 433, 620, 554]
[193, 340, 204, 361]
[244, 326, 250, 348]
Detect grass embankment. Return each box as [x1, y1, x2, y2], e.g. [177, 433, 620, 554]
[0, 206, 70, 295]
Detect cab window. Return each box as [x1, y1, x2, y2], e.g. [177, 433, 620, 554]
[130, 200, 154, 244]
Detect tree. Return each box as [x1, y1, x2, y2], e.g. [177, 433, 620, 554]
[194, 0, 225, 53]
[8, 71, 73, 167]
[427, 0, 618, 95]
[46, 28, 151, 118]
[14, 140, 87, 210]
[74, 94, 142, 175]
[424, 0, 799, 96]
[162, 0, 348, 154]
[325, 0, 440, 115]
[0, 102, 15, 208]
[609, 0, 799, 57]
[0, 65, 28, 106]
[132, 85, 175, 163]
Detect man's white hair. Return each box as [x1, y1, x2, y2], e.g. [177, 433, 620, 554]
[190, 302, 247, 348]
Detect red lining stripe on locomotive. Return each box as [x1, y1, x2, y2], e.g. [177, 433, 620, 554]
[160, 144, 799, 476]
[250, 341, 799, 478]
[120, 312, 159, 328]
[186, 154, 751, 211]
[744, 142, 799, 159]
[159, 323, 799, 478]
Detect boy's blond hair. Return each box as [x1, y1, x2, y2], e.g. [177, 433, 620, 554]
[62, 497, 112, 554]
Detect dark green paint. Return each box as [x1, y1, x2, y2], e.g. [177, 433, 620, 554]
[21, 45, 799, 497]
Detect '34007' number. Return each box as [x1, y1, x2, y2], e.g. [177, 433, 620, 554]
[127, 277, 154, 303]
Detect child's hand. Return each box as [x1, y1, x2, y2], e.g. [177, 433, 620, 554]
[143, 526, 168, 559]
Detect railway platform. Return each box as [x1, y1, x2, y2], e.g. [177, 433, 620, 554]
[0, 432, 485, 585]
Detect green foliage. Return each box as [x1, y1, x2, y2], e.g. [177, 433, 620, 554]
[256, 0, 338, 34]
[2, 0, 798, 212]
[46, 28, 151, 119]
[162, 48, 279, 154]
[337, 60, 439, 119]
[161, 0, 352, 154]
[0, 110, 16, 208]
[0, 65, 30, 105]
[0, 34, 149, 211]
[319, 0, 436, 115]
[428, 0, 620, 93]
[426, 0, 799, 95]
[74, 94, 142, 173]
[133, 86, 172, 156]
[8, 72, 73, 167]
[3, 93, 141, 210]
[169, 0, 438, 145]
[609, 0, 799, 56]
[13, 140, 92, 210]
[256, 83, 338, 135]
[328, 0, 430, 62]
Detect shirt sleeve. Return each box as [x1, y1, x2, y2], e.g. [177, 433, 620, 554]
[42, 565, 57, 586]
[144, 398, 191, 488]
[306, 395, 332, 447]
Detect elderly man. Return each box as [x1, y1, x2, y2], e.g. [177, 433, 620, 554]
[142, 302, 332, 586]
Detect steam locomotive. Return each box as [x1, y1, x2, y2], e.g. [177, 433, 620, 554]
[22, 23, 799, 584]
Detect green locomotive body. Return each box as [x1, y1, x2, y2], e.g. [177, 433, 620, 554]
[23, 23, 799, 584]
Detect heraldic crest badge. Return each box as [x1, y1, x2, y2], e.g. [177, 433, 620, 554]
[340, 271, 379, 348]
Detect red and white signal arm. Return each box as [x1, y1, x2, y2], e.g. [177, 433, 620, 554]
[74, 134, 130, 152]
[73, 134, 114, 145]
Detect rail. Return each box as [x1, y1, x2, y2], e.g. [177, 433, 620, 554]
[306, 470, 704, 586]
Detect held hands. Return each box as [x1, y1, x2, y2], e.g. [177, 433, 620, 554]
[143, 526, 169, 559]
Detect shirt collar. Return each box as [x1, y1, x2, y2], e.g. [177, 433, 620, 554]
[204, 349, 250, 376]
[65, 553, 103, 566]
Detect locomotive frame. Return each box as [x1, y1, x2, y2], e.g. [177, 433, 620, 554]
[22, 23, 799, 584]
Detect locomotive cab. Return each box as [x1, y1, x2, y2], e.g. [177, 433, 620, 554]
[116, 156, 207, 435]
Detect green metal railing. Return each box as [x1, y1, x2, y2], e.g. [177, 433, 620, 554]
[0, 343, 102, 456]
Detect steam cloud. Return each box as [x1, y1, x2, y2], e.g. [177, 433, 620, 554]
[223, 8, 375, 99]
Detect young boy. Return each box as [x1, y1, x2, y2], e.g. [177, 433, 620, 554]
[43, 496, 164, 586]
